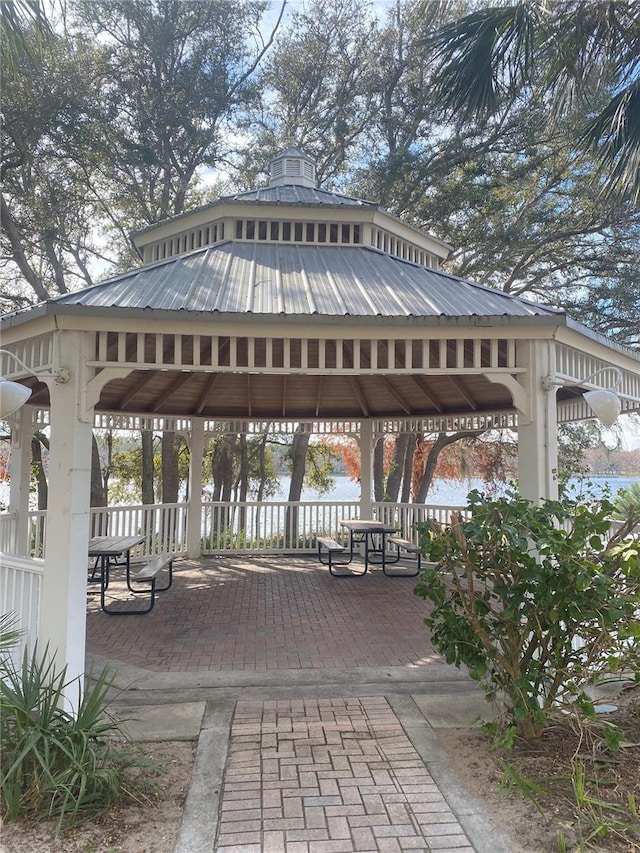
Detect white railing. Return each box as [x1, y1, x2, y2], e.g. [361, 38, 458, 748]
[89, 503, 188, 558]
[25, 504, 188, 560]
[0, 552, 43, 669]
[15, 499, 470, 559]
[201, 500, 360, 553]
[373, 501, 469, 540]
[0, 511, 17, 554]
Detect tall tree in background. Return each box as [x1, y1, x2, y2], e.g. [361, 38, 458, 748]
[1, 19, 107, 309]
[70, 0, 283, 484]
[234, 0, 379, 187]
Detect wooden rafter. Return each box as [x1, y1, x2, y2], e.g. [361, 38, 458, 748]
[194, 373, 220, 415]
[116, 371, 156, 408]
[409, 376, 443, 413]
[378, 377, 413, 414]
[349, 376, 370, 417]
[448, 376, 478, 410]
[152, 373, 193, 413]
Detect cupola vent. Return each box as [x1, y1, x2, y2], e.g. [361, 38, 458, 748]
[269, 147, 317, 188]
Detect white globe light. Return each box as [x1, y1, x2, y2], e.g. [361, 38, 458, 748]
[0, 378, 32, 418]
[583, 388, 621, 428]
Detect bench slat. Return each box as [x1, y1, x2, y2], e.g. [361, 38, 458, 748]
[388, 537, 420, 551]
[317, 537, 344, 552]
[134, 554, 172, 581]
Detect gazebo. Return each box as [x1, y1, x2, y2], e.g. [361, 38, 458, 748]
[2, 147, 640, 703]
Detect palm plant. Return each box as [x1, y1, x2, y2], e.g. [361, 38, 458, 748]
[422, 1, 640, 204]
[0, 1, 52, 68]
[0, 643, 155, 830]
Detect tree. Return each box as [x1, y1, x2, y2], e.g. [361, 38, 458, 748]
[71, 0, 282, 234]
[0, 0, 51, 70]
[348, 4, 640, 345]
[2, 2, 285, 504]
[233, 0, 380, 187]
[1, 19, 111, 310]
[69, 0, 284, 488]
[423, 0, 640, 204]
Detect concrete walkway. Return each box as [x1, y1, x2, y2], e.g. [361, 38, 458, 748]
[86, 557, 511, 852]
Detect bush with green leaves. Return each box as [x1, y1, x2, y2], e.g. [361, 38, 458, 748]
[614, 481, 640, 524]
[415, 490, 640, 740]
[0, 641, 154, 831]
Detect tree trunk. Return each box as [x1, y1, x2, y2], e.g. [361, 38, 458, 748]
[415, 431, 481, 503]
[161, 431, 179, 504]
[90, 433, 107, 536]
[211, 434, 237, 537]
[285, 427, 310, 547]
[401, 434, 414, 504]
[255, 432, 270, 541]
[373, 436, 385, 502]
[31, 432, 48, 510]
[31, 433, 48, 555]
[91, 433, 106, 507]
[237, 430, 249, 530]
[386, 433, 410, 502]
[141, 430, 155, 505]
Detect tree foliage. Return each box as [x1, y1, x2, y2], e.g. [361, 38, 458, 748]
[423, 0, 640, 204]
[233, 0, 379, 187]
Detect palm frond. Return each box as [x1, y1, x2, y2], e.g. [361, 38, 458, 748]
[583, 77, 640, 204]
[422, 3, 541, 119]
[0, 1, 52, 68]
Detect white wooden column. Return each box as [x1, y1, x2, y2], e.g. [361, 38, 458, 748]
[186, 417, 205, 559]
[39, 332, 93, 711]
[517, 340, 559, 503]
[8, 407, 35, 555]
[359, 419, 373, 518]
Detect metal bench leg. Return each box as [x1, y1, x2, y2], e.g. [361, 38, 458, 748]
[382, 547, 421, 577]
[101, 577, 157, 615]
[127, 560, 173, 593]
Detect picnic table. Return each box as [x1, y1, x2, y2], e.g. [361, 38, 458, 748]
[88, 534, 146, 588]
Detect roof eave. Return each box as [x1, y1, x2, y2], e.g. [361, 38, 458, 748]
[1, 300, 571, 332]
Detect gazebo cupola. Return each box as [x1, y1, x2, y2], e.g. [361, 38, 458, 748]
[268, 146, 317, 187]
[130, 147, 452, 270]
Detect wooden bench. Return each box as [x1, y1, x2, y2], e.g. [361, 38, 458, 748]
[316, 536, 362, 576]
[384, 536, 421, 576]
[102, 553, 173, 615]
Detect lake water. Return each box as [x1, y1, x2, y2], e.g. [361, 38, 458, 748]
[276, 475, 639, 505]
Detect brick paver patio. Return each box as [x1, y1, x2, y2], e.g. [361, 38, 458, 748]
[86, 556, 438, 673]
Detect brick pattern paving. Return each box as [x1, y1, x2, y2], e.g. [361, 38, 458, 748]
[87, 557, 436, 672]
[216, 697, 473, 853]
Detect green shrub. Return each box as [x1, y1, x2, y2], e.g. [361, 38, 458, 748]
[0, 644, 153, 831]
[614, 482, 640, 523]
[415, 490, 640, 740]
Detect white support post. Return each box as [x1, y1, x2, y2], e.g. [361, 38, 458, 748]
[39, 332, 94, 712]
[8, 407, 35, 555]
[517, 341, 559, 503]
[359, 419, 373, 518]
[186, 417, 205, 559]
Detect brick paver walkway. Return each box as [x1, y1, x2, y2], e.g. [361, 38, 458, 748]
[216, 697, 473, 853]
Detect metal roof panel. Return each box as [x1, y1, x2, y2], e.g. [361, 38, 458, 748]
[52, 243, 561, 320]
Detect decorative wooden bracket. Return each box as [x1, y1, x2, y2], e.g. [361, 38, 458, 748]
[82, 368, 133, 421]
[482, 372, 531, 422]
